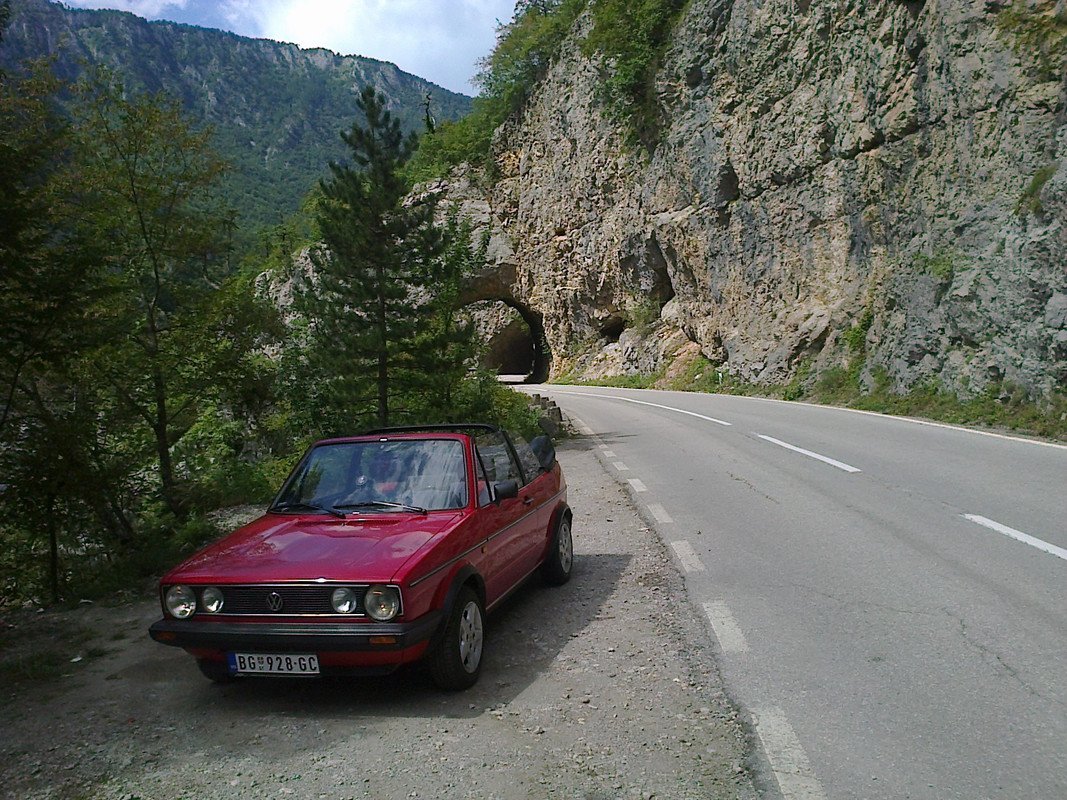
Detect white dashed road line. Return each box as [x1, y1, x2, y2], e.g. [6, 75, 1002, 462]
[753, 707, 828, 800]
[963, 514, 1067, 561]
[670, 540, 706, 572]
[558, 399, 826, 800]
[647, 503, 673, 523]
[702, 601, 749, 654]
[758, 435, 862, 473]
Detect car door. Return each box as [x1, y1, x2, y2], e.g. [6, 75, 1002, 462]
[473, 430, 540, 605]
[507, 430, 558, 570]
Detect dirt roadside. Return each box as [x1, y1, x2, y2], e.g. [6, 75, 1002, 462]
[0, 436, 758, 800]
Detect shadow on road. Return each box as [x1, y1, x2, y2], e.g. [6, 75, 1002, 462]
[162, 550, 629, 720]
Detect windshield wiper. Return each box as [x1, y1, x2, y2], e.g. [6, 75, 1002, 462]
[270, 502, 346, 519]
[333, 501, 427, 515]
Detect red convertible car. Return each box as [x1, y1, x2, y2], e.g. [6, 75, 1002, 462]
[149, 424, 572, 690]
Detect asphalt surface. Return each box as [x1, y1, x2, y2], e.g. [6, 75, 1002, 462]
[530, 385, 1067, 800]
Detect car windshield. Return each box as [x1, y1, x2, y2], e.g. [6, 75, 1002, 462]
[272, 439, 468, 513]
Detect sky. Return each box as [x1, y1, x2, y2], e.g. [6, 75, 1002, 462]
[63, 0, 519, 95]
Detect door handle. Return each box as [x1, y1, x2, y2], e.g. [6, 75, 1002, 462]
[523, 496, 534, 506]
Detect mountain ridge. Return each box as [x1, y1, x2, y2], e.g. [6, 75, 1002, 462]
[0, 0, 473, 241]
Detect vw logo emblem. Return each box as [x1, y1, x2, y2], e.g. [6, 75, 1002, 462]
[266, 591, 284, 612]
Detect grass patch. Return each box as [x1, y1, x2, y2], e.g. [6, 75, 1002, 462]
[997, 0, 1067, 81]
[556, 354, 1067, 442]
[1017, 163, 1059, 216]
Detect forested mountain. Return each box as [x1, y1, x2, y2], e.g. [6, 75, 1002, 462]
[0, 0, 473, 241]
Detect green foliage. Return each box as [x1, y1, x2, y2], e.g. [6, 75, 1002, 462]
[404, 96, 507, 182]
[0, 0, 473, 256]
[405, 0, 586, 180]
[996, 0, 1067, 81]
[913, 249, 965, 282]
[306, 86, 433, 430]
[405, 210, 487, 420]
[64, 69, 261, 518]
[626, 298, 662, 335]
[583, 0, 687, 146]
[843, 307, 875, 355]
[1017, 162, 1059, 216]
[476, 0, 587, 110]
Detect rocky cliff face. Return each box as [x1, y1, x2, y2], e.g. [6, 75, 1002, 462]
[448, 0, 1066, 397]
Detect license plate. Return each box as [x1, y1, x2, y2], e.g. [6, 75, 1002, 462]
[227, 653, 320, 675]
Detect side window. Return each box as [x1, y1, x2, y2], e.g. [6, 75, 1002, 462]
[510, 432, 544, 483]
[474, 431, 523, 505]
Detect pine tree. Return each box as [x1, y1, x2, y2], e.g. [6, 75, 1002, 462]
[307, 86, 444, 430]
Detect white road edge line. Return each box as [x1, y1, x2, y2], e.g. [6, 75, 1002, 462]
[702, 601, 749, 653]
[670, 540, 706, 572]
[627, 478, 648, 492]
[963, 514, 1067, 561]
[613, 461, 629, 471]
[552, 390, 733, 426]
[758, 435, 862, 473]
[752, 707, 827, 800]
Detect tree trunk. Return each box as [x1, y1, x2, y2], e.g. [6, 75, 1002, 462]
[376, 263, 389, 427]
[47, 492, 60, 603]
[152, 367, 183, 518]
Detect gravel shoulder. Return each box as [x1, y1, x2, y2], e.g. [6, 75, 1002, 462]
[0, 436, 757, 800]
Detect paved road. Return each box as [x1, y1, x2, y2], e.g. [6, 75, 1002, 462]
[529, 385, 1067, 800]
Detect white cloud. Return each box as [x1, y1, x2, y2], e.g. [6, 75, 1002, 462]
[251, 0, 515, 94]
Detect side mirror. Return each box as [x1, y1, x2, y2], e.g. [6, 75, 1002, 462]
[529, 435, 556, 471]
[492, 480, 519, 503]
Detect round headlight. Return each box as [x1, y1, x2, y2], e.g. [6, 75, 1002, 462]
[363, 585, 400, 621]
[331, 587, 358, 614]
[164, 585, 196, 619]
[201, 587, 225, 614]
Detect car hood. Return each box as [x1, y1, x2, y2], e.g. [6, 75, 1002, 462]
[162, 512, 462, 585]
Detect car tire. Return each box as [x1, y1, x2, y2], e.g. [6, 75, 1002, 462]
[428, 586, 484, 691]
[197, 658, 235, 684]
[540, 514, 573, 586]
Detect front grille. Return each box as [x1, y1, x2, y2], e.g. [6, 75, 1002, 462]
[195, 584, 368, 617]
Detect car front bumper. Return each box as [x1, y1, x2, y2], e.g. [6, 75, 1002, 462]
[149, 610, 443, 655]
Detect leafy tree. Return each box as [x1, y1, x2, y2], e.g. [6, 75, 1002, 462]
[407, 210, 487, 419]
[0, 32, 130, 600]
[65, 69, 255, 519]
[307, 86, 445, 430]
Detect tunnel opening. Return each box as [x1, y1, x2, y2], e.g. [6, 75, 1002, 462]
[465, 299, 550, 384]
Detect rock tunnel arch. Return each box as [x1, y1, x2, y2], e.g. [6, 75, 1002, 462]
[457, 267, 550, 384]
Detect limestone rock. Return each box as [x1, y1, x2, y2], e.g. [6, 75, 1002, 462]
[442, 1, 1067, 397]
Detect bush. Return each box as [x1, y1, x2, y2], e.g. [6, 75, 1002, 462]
[582, 0, 688, 146]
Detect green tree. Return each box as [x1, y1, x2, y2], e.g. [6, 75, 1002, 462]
[0, 32, 131, 600]
[405, 0, 585, 181]
[407, 210, 486, 419]
[307, 86, 444, 430]
[66, 70, 251, 519]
